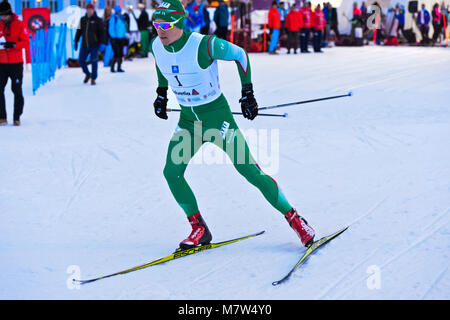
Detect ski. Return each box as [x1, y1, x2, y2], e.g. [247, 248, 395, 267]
[272, 226, 348, 286]
[73, 230, 265, 285]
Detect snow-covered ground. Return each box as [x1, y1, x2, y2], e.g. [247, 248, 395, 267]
[1, 45, 449, 300]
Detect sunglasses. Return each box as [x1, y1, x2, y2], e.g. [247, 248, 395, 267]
[153, 18, 182, 31]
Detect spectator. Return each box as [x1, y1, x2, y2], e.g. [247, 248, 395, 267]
[102, 6, 113, 67]
[186, 0, 204, 33]
[268, 1, 281, 54]
[278, 2, 287, 35]
[361, 1, 368, 34]
[431, 3, 441, 44]
[103, 6, 112, 22]
[329, 2, 340, 40]
[300, 1, 312, 53]
[313, 4, 325, 52]
[74, 3, 106, 85]
[0, 0, 27, 126]
[350, 2, 362, 40]
[124, 5, 140, 59]
[322, 2, 329, 41]
[214, 0, 229, 40]
[395, 3, 405, 40]
[285, 3, 301, 54]
[201, 4, 210, 35]
[137, 3, 150, 57]
[417, 3, 431, 44]
[108, 5, 127, 72]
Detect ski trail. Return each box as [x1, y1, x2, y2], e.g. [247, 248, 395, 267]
[279, 152, 329, 175]
[59, 151, 97, 219]
[316, 248, 378, 299]
[379, 220, 449, 270]
[98, 144, 121, 162]
[421, 266, 448, 300]
[187, 253, 241, 285]
[334, 56, 450, 92]
[346, 196, 388, 227]
[353, 125, 393, 151]
[423, 207, 450, 233]
[336, 219, 449, 299]
[372, 127, 413, 148]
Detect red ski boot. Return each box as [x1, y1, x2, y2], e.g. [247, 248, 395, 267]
[179, 212, 212, 250]
[285, 208, 315, 247]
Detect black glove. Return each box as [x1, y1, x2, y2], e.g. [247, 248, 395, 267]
[4, 42, 16, 49]
[154, 87, 168, 120]
[239, 83, 258, 120]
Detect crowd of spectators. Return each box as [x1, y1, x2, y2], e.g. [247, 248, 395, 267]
[266, 0, 450, 53]
[268, 1, 340, 54]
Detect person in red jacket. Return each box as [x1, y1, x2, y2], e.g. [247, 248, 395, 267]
[313, 4, 325, 52]
[268, 1, 281, 54]
[300, 1, 312, 52]
[0, 1, 28, 126]
[285, 4, 302, 54]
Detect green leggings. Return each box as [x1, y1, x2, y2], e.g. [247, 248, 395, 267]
[163, 95, 293, 217]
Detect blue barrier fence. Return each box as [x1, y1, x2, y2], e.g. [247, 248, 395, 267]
[30, 25, 114, 94]
[30, 24, 68, 95]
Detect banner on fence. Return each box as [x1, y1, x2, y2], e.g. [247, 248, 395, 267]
[22, 8, 51, 64]
[22, 8, 51, 33]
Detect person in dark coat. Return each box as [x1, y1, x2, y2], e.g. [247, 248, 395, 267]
[431, 3, 442, 44]
[329, 3, 340, 40]
[213, 0, 229, 39]
[137, 3, 150, 57]
[74, 3, 106, 85]
[201, 5, 210, 35]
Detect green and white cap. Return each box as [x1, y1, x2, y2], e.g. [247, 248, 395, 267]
[152, 0, 186, 29]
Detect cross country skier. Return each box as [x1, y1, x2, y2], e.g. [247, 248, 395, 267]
[150, 0, 315, 250]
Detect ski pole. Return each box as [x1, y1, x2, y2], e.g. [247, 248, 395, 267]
[167, 108, 288, 118]
[258, 92, 352, 112]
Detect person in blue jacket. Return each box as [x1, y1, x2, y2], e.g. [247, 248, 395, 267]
[185, 0, 204, 33]
[277, 1, 287, 35]
[416, 3, 431, 44]
[395, 4, 405, 40]
[108, 5, 127, 72]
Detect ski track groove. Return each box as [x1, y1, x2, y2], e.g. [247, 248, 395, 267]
[353, 126, 392, 151]
[98, 144, 121, 162]
[315, 248, 379, 299]
[421, 266, 448, 300]
[346, 196, 388, 227]
[371, 127, 413, 147]
[379, 220, 449, 270]
[186, 253, 241, 286]
[60, 152, 97, 219]
[335, 219, 449, 299]
[423, 207, 450, 233]
[334, 56, 450, 92]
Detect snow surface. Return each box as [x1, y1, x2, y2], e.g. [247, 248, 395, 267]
[1, 45, 449, 300]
